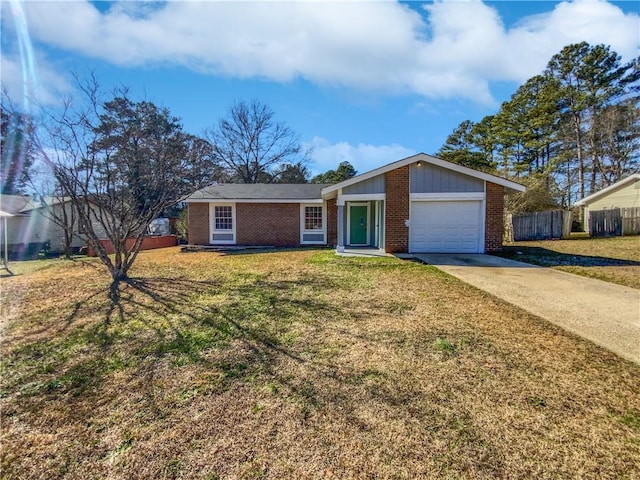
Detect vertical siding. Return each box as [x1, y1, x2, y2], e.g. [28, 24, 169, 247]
[410, 163, 484, 193]
[343, 174, 385, 194]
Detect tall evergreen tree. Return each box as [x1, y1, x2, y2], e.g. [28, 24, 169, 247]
[471, 115, 498, 171]
[273, 162, 310, 183]
[310, 161, 357, 184]
[546, 42, 639, 198]
[437, 120, 494, 171]
[437, 42, 639, 210]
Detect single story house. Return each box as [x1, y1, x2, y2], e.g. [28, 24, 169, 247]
[574, 174, 640, 232]
[0, 194, 107, 257]
[185, 153, 526, 254]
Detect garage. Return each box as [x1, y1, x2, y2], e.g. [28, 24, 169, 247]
[409, 200, 483, 253]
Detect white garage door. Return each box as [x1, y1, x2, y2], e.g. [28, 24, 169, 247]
[410, 201, 483, 253]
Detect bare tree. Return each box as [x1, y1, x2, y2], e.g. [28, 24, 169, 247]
[38, 77, 213, 295]
[207, 100, 309, 183]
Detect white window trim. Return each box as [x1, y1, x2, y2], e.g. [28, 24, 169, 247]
[209, 202, 236, 245]
[347, 202, 370, 246]
[337, 193, 385, 205]
[409, 192, 485, 201]
[300, 203, 326, 245]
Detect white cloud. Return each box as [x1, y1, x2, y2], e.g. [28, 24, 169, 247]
[306, 137, 414, 176]
[0, 51, 70, 107]
[0, 0, 70, 107]
[5, 0, 639, 104]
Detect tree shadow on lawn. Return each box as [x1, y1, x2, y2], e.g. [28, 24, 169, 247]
[7, 272, 347, 407]
[112, 275, 443, 429]
[7, 264, 473, 452]
[497, 246, 640, 268]
[8, 269, 588, 479]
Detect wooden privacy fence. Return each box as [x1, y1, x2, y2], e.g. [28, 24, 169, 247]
[507, 210, 572, 242]
[589, 207, 640, 237]
[86, 234, 177, 256]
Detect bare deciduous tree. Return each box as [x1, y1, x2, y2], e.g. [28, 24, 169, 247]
[38, 77, 213, 295]
[207, 100, 309, 183]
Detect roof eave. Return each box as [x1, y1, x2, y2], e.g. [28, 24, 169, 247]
[573, 173, 640, 206]
[321, 153, 526, 195]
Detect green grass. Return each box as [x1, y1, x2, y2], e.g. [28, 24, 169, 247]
[1, 247, 639, 479]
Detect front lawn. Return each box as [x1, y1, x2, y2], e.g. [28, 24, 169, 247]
[1, 248, 639, 479]
[499, 234, 640, 289]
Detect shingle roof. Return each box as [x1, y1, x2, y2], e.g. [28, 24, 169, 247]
[186, 183, 329, 201]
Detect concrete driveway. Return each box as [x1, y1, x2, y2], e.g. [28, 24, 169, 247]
[412, 253, 640, 364]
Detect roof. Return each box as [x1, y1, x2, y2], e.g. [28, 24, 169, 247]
[573, 174, 640, 206]
[0, 195, 75, 215]
[321, 152, 526, 197]
[0, 195, 35, 214]
[186, 183, 330, 202]
[0, 194, 77, 214]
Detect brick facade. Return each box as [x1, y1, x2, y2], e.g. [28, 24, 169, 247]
[384, 165, 410, 253]
[236, 203, 300, 247]
[187, 169, 509, 252]
[326, 198, 337, 247]
[485, 182, 505, 252]
[188, 203, 210, 245]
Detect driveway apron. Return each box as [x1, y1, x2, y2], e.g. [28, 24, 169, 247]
[412, 253, 640, 364]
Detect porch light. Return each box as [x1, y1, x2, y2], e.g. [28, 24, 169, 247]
[417, 160, 422, 167]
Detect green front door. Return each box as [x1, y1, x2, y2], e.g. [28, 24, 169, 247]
[349, 205, 368, 245]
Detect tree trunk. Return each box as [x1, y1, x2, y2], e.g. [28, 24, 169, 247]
[574, 113, 585, 201]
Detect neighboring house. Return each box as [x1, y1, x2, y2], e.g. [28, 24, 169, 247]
[0, 194, 106, 256]
[186, 153, 525, 254]
[574, 174, 640, 231]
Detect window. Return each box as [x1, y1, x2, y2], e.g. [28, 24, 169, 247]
[210, 203, 236, 244]
[300, 204, 326, 245]
[214, 206, 233, 230]
[304, 206, 323, 231]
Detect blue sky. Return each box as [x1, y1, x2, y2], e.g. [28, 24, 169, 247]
[1, 0, 638, 176]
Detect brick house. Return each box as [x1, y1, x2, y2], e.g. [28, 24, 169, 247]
[185, 153, 525, 254]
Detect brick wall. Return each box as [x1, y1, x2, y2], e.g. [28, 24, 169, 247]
[385, 165, 410, 253]
[326, 198, 337, 247]
[236, 203, 300, 246]
[485, 182, 505, 252]
[188, 203, 210, 245]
